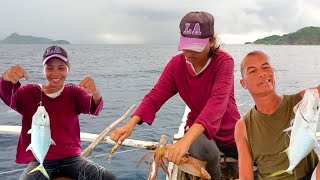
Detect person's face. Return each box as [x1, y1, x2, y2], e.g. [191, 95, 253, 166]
[182, 40, 214, 65]
[240, 53, 276, 96]
[44, 58, 68, 88]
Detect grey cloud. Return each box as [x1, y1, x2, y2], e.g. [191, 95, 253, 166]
[0, 0, 319, 44]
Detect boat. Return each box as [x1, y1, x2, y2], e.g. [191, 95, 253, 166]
[1, 105, 320, 179]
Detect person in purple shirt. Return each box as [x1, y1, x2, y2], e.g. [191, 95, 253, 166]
[111, 11, 241, 179]
[0, 46, 116, 180]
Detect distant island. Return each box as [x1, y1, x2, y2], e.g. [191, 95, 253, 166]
[0, 33, 70, 44]
[245, 26, 320, 45]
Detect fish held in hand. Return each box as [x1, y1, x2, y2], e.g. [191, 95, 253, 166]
[136, 135, 170, 180]
[269, 89, 320, 177]
[26, 106, 56, 179]
[137, 135, 211, 180]
[108, 141, 122, 163]
[179, 154, 211, 179]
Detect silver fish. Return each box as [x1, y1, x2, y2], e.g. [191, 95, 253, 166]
[26, 106, 56, 179]
[270, 88, 320, 177]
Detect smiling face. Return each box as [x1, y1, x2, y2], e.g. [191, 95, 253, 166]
[240, 51, 276, 96]
[44, 58, 68, 88]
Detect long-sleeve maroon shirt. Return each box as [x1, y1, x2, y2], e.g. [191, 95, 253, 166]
[0, 78, 103, 164]
[134, 50, 240, 148]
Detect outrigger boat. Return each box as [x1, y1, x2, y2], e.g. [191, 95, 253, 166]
[1, 105, 320, 179]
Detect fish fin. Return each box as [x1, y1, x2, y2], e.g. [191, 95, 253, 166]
[280, 148, 289, 154]
[136, 152, 153, 168]
[28, 164, 50, 179]
[268, 170, 286, 177]
[283, 126, 292, 133]
[293, 100, 302, 114]
[200, 167, 211, 179]
[313, 137, 320, 147]
[27, 129, 32, 134]
[51, 139, 56, 146]
[26, 144, 32, 152]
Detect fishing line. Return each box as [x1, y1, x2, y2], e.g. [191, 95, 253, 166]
[0, 168, 25, 175]
[90, 148, 140, 159]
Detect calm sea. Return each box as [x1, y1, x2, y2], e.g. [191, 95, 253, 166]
[0, 44, 319, 179]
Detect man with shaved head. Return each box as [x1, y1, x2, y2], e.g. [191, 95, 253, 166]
[235, 51, 320, 179]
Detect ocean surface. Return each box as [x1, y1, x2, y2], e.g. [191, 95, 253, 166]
[0, 44, 319, 179]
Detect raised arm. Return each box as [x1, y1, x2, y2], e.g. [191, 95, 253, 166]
[235, 118, 254, 180]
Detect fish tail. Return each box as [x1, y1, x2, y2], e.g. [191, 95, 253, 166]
[28, 164, 49, 179]
[268, 170, 286, 177]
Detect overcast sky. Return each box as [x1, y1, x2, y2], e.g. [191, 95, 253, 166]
[0, 0, 319, 44]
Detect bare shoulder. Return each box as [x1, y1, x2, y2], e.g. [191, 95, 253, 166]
[299, 85, 320, 97]
[235, 117, 247, 140]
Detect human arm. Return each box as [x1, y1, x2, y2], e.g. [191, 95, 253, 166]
[79, 77, 102, 106]
[235, 118, 254, 180]
[299, 85, 320, 97]
[111, 58, 178, 142]
[195, 55, 236, 139]
[110, 115, 141, 143]
[2, 65, 29, 84]
[0, 66, 28, 112]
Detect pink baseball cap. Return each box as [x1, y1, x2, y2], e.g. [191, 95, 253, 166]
[178, 11, 215, 52]
[42, 46, 69, 67]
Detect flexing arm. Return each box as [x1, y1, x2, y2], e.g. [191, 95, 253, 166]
[0, 66, 28, 113]
[2, 65, 29, 84]
[79, 77, 102, 106]
[235, 118, 254, 180]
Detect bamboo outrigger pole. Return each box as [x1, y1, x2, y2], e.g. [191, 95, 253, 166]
[81, 104, 136, 157]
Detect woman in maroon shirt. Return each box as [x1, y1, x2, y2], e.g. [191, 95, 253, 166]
[0, 46, 116, 179]
[111, 11, 241, 179]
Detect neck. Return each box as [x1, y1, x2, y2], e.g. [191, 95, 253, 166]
[192, 56, 210, 73]
[253, 92, 283, 114]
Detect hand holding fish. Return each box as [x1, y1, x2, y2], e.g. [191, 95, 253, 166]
[2, 65, 29, 84]
[111, 115, 140, 143]
[164, 139, 189, 165]
[269, 88, 320, 177]
[137, 135, 211, 180]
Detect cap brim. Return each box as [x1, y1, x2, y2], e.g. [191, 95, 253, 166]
[178, 36, 209, 52]
[43, 54, 69, 66]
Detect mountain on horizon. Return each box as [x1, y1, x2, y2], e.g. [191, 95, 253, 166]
[0, 33, 70, 44]
[246, 26, 320, 45]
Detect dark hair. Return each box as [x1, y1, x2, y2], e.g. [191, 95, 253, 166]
[209, 35, 220, 57]
[240, 50, 270, 77]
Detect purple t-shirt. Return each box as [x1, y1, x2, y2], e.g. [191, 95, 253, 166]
[134, 50, 240, 148]
[0, 78, 103, 164]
